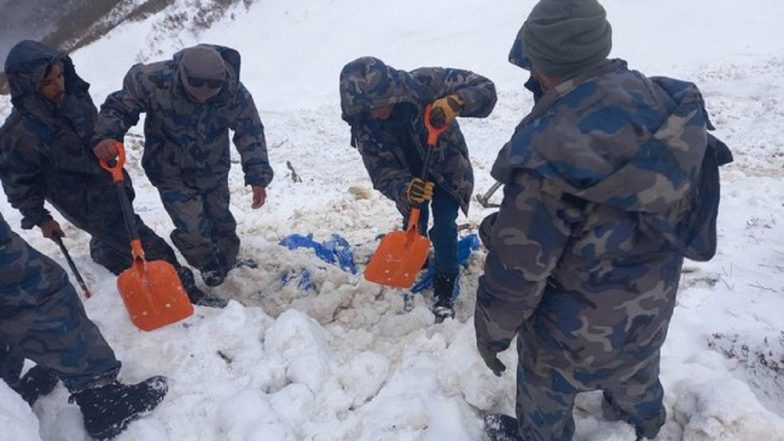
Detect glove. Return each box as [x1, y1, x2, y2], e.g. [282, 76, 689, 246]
[429, 94, 464, 128]
[40, 219, 65, 241]
[405, 178, 434, 205]
[477, 342, 506, 377]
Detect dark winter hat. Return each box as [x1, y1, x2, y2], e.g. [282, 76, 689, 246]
[178, 45, 226, 101]
[516, 0, 612, 78]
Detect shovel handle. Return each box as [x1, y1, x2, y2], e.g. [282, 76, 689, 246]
[423, 104, 450, 147]
[98, 142, 127, 183]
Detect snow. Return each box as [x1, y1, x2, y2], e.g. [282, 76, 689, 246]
[1, 0, 784, 440]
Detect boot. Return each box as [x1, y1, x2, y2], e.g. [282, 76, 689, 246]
[483, 413, 523, 441]
[71, 376, 168, 440]
[17, 365, 59, 406]
[199, 254, 228, 287]
[601, 393, 664, 440]
[432, 272, 457, 322]
[177, 267, 228, 308]
[234, 257, 258, 269]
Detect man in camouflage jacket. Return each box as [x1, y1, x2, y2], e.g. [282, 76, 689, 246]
[93, 44, 274, 287]
[0, 211, 168, 439]
[476, 1, 731, 440]
[0, 40, 224, 307]
[339, 56, 496, 319]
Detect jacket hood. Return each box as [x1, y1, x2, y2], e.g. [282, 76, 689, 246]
[4, 40, 90, 108]
[172, 44, 241, 99]
[493, 61, 708, 215]
[339, 57, 429, 123]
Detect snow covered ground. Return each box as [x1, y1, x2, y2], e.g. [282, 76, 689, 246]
[1, 0, 784, 440]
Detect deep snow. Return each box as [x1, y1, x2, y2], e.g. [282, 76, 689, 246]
[1, 0, 784, 440]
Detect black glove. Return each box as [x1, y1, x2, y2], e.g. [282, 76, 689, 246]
[477, 342, 507, 377]
[405, 177, 434, 204]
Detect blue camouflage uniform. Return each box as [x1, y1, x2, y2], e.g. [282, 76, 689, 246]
[0, 40, 181, 276]
[0, 211, 120, 393]
[93, 45, 274, 277]
[475, 55, 731, 440]
[339, 57, 497, 282]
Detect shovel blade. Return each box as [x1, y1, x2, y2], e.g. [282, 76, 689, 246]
[117, 259, 194, 331]
[364, 229, 430, 289]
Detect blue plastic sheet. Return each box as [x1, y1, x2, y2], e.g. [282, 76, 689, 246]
[410, 233, 481, 294]
[279, 234, 358, 291]
[279, 233, 357, 274]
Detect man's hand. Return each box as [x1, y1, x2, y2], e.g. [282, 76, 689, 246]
[40, 219, 65, 241]
[93, 139, 119, 161]
[477, 342, 507, 377]
[405, 178, 434, 205]
[251, 186, 266, 209]
[429, 94, 464, 128]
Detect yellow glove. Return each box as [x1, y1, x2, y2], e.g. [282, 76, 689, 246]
[429, 94, 464, 128]
[405, 178, 435, 204]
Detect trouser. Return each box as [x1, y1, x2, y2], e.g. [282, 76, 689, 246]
[0, 223, 120, 393]
[403, 185, 460, 276]
[157, 178, 240, 272]
[515, 336, 666, 441]
[51, 181, 180, 276]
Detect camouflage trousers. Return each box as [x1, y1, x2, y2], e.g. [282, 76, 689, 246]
[157, 178, 240, 274]
[0, 226, 120, 393]
[515, 336, 666, 441]
[50, 182, 180, 276]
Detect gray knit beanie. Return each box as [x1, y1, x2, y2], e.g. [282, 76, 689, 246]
[518, 0, 612, 78]
[178, 45, 226, 100]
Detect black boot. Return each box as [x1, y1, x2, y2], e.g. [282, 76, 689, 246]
[234, 257, 258, 269]
[483, 413, 523, 441]
[71, 376, 168, 440]
[17, 365, 59, 406]
[177, 267, 228, 308]
[432, 273, 457, 322]
[199, 254, 228, 287]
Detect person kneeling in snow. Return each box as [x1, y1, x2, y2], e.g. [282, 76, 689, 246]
[339, 57, 497, 320]
[92, 44, 273, 288]
[0, 40, 225, 308]
[0, 212, 167, 440]
[475, 0, 732, 440]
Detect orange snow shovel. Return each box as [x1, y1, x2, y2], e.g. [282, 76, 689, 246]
[364, 105, 450, 289]
[100, 143, 193, 331]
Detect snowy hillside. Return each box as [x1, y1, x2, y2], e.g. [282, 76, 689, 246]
[1, 0, 784, 440]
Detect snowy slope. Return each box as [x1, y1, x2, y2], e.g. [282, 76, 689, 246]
[1, 0, 784, 440]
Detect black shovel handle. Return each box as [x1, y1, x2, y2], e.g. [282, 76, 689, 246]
[54, 236, 91, 298]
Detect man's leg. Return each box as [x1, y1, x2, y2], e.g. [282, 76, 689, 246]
[158, 184, 225, 286]
[0, 239, 121, 392]
[516, 336, 579, 441]
[202, 179, 240, 270]
[602, 354, 666, 440]
[1, 221, 168, 438]
[429, 187, 460, 319]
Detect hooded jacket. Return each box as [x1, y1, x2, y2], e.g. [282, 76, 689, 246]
[0, 40, 120, 229]
[339, 57, 497, 214]
[475, 59, 731, 390]
[93, 44, 273, 190]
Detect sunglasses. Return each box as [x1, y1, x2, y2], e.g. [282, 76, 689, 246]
[186, 76, 224, 89]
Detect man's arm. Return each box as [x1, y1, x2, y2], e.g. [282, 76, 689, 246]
[475, 171, 573, 357]
[229, 83, 274, 188]
[353, 126, 414, 207]
[93, 64, 150, 150]
[0, 133, 53, 229]
[412, 67, 498, 118]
